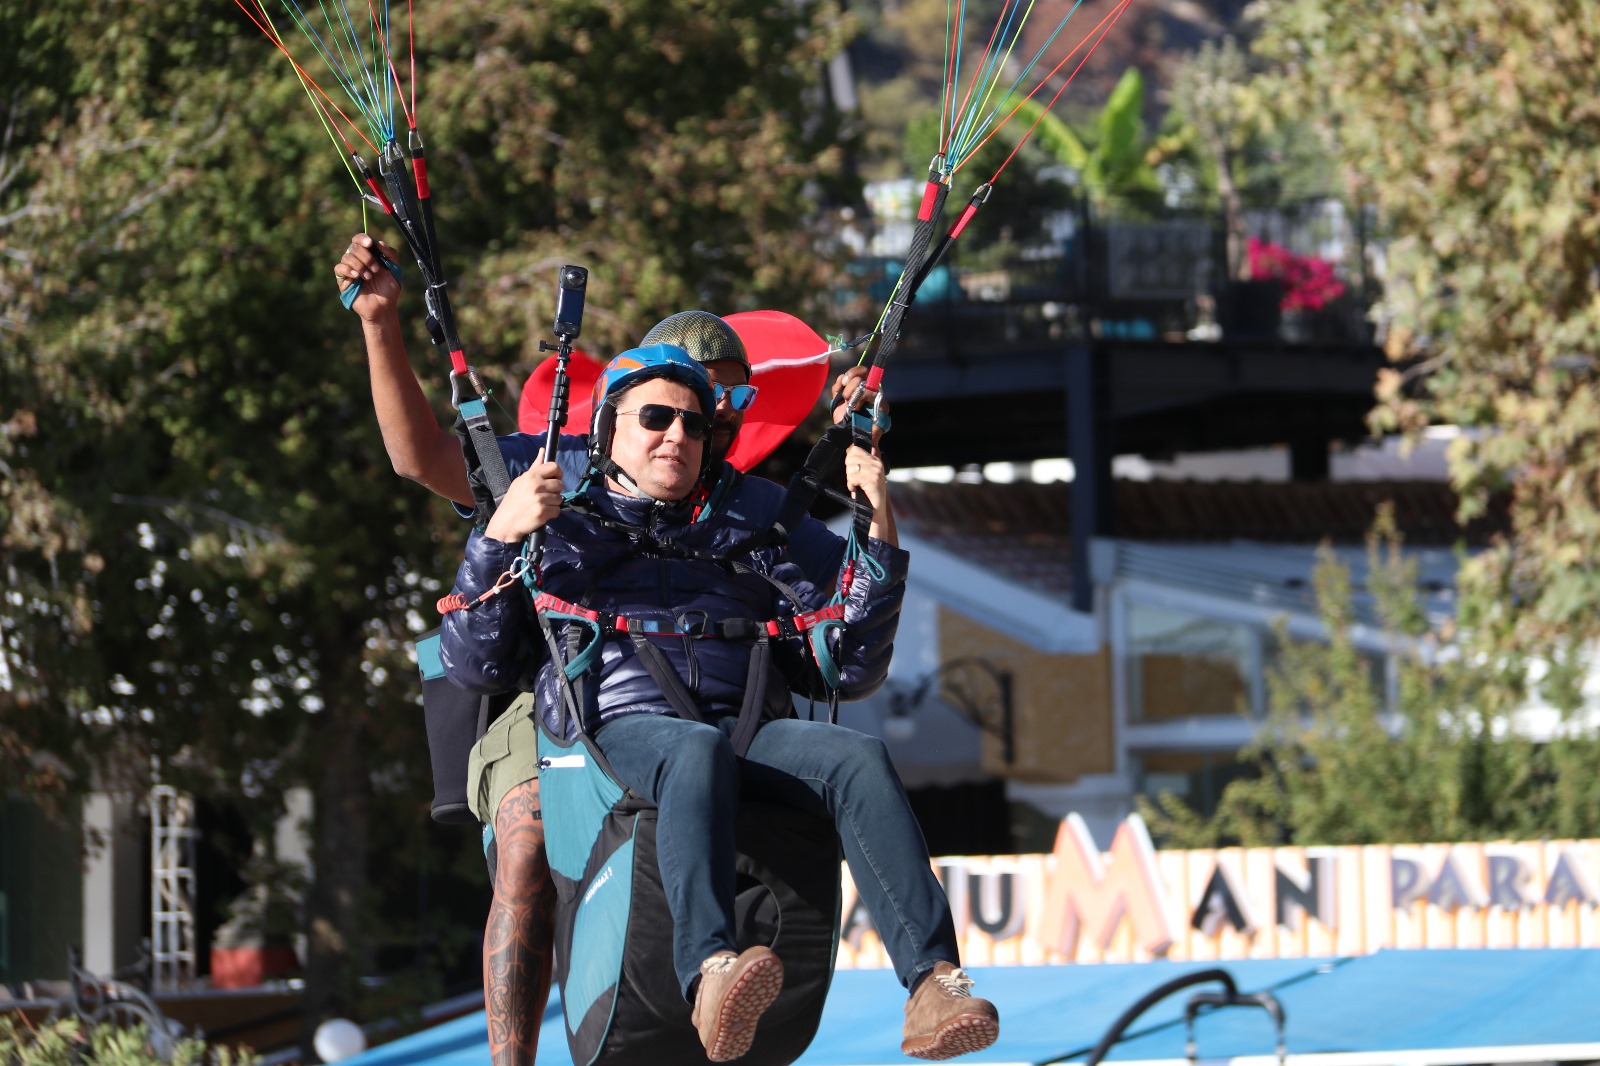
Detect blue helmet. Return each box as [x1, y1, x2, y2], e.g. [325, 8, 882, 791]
[588, 344, 717, 487]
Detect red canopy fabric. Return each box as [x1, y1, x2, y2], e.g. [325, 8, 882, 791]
[518, 312, 834, 472]
[517, 346, 603, 444]
[720, 311, 833, 471]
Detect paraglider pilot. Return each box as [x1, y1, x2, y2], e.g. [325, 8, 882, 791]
[438, 345, 1000, 1061]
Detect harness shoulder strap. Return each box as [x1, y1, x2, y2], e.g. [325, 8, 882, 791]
[454, 400, 514, 522]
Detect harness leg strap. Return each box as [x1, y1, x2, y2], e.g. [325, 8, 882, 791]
[628, 633, 711, 727]
[726, 636, 771, 759]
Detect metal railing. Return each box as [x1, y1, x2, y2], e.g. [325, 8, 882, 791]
[34, 947, 185, 1062]
[835, 196, 1379, 360]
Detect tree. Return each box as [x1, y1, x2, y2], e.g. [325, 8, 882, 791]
[1144, 512, 1600, 848]
[1248, 0, 1600, 652]
[1, 0, 853, 1047]
[1009, 68, 1163, 214]
[851, 0, 965, 180]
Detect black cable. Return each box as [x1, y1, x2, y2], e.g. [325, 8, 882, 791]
[1039, 968, 1238, 1066]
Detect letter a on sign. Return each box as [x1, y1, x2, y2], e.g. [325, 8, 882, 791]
[1191, 862, 1261, 937]
[1038, 813, 1176, 960]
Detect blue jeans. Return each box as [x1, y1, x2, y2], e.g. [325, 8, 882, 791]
[593, 713, 960, 999]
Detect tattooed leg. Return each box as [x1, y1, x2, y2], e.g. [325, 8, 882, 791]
[485, 778, 556, 1066]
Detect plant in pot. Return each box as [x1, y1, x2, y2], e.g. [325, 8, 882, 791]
[211, 855, 305, 989]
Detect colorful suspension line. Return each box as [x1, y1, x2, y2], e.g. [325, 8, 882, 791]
[849, 0, 1138, 389]
[832, 0, 1134, 547]
[234, 0, 515, 519]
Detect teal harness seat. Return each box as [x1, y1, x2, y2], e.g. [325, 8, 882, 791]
[536, 723, 842, 1066]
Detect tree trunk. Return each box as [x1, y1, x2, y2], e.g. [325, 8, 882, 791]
[1215, 147, 1249, 282]
[300, 698, 371, 1058]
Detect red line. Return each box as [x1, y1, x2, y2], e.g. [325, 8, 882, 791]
[233, 0, 378, 153]
[362, 0, 416, 130]
[364, 177, 395, 214]
[958, 0, 1136, 181]
[949, 0, 1018, 150]
[941, 11, 961, 152]
[408, 0, 417, 120]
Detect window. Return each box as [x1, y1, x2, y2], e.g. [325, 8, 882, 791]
[1126, 603, 1260, 722]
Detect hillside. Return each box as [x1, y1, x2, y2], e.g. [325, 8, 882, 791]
[851, 0, 1252, 168]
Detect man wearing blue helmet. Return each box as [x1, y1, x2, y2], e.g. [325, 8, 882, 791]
[442, 344, 999, 1062]
[334, 236, 911, 1066]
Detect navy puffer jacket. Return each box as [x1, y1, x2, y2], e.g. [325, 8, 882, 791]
[439, 477, 907, 739]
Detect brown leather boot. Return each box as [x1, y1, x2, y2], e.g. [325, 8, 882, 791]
[901, 961, 1000, 1060]
[690, 945, 785, 1062]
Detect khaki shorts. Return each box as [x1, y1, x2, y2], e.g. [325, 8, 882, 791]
[466, 692, 541, 825]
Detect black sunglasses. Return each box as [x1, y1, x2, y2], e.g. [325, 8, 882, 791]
[615, 404, 713, 440]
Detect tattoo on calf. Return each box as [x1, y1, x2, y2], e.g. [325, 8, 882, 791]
[484, 780, 556, 1066]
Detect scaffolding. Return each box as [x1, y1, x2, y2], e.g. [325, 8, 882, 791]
[149, 785, 196, 990]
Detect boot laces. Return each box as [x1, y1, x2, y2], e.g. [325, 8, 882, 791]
[702, 953, 737, 976]
[933, 968, 974, 998]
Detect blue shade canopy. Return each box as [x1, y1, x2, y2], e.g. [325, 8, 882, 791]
[338, 949, 1600, 1066]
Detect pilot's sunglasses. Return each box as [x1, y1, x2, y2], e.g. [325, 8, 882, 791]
[712, 383, 759, 411]
[616, 404, 713, 440]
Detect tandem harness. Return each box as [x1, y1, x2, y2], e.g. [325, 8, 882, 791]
[520, 496, 850, 756]
[516, 491, 852, 1066]
[417, 459, 864, 824]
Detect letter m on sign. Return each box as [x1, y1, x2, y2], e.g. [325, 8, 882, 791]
[1038, 814, 1176, 960]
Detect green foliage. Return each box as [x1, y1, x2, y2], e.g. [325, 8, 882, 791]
[1008, 101, 1087, 173]
[1008, 69, 1162, 214]
[0, 1016, 250, 1066]
[1249, 0, 1600, 650]
[852, 0, 976, 179]
[417, 0, 857, 358]
[885, 107, 1072, 264]
[1157, 36, 1338, 211]
[2, 0, 851, 1031]
[1144, 511, 1600, 848]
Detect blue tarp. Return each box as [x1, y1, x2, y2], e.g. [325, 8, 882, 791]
[341, 949, 1600, 1066]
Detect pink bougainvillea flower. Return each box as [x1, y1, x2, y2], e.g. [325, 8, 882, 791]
[1247, 237, 1348, 312]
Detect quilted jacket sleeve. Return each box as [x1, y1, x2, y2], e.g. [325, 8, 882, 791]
[438, 530, 542, 694]
[819, 537, 909, 702]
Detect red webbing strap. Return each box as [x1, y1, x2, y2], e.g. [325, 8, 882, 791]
[364, 177, 395, 214]
[532, 591, 842, 639]
[534, 592, 601, 622]
[412, 153, 430, 198]
[916, 179, 942, 222]
[949, 202, 981, 239]
[792, 604, 845, 631]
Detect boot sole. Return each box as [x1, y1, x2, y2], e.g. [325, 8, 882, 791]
[902, 1012, 1001, 1061]
[704, 954, 785, 1063]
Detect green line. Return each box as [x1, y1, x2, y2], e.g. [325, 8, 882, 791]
[258, 1, 366, 199]
[960, 0, 1040, 158]
[939, 0, 953, 151]
[946, 19, 1004, 162]
[279, 0, 389, 142]
[951, 0, 1089, 166]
